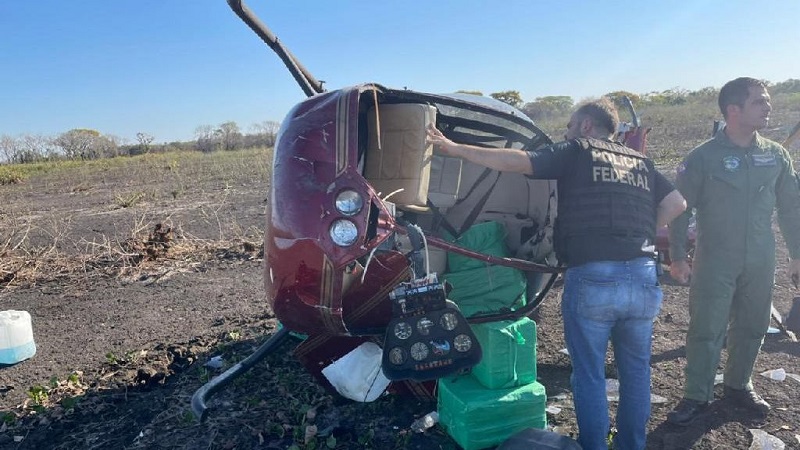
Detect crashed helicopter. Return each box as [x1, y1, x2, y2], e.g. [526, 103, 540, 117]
[192, 0, 662, 420]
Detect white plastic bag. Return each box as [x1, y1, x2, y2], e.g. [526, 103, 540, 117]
[321, 342, 390, 402]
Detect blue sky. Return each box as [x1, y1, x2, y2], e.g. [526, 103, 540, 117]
[1, 1, 798, 144]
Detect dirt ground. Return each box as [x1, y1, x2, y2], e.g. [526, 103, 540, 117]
[0, 152, 799, 449]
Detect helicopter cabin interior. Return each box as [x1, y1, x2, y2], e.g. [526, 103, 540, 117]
[357, 95, 558, 305]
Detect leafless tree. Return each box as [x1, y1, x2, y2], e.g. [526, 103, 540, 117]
[216, 121, 242, 151]
[135, 132, 155, 155]
[194, 125, 218, 153]
[0, 134, 56, 164]
[0, 135, 19, 163]
[20, 134, 58, 162]
[249, 120, 281, 147]
[96, 134, 121, 159]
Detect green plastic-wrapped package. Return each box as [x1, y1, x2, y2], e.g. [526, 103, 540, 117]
[443, 265, 526, 316]
[445, 221, 510, 272]
[437, 374, 547, 450]
[442, 221, 527, 316]
[471, 317, 537, 389]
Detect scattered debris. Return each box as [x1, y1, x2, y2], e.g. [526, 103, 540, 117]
[304, 409, 318, 443]
[785, 373, 800, 384]
[321, 342, 390, 402]
[204, 355, 224, 370]
[546, 405, 562, 415]
[146, 223, 173, 259]
[760, 368, 786, 381]
[550, 425, 576, 437]
[602, 378, 667, 403]
[770, 304, 798, 342]
[410, 411, 439, 433]
[748, 428, 785, 450]
[651, 394, 669, 404]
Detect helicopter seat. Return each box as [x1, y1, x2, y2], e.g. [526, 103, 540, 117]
[428, 154, 462, 209]
[365, 103, 437, 208]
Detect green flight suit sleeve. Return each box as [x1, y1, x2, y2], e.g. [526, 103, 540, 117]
[775, 147, 800, 259]
[669, 210, 692, 262]
[669, 151, 703, 262]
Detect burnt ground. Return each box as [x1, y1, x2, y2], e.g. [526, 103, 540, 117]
[0, 152, 799, 449]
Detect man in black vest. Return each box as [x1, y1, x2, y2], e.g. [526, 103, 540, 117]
[427, 98, 686, 450]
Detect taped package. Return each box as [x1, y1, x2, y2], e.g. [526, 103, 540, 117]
[438, 374, 547, 450]
[471, 317, 537, 389]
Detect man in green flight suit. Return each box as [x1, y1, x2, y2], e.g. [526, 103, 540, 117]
[666, 77, 800, 426]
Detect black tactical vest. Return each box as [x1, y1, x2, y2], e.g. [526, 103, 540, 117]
[554, 138, 657, 266]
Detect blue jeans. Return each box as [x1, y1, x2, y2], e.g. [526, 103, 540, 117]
[562, 257, 663, 450]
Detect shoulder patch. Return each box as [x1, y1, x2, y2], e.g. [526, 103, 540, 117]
[676, 162, 686, 176]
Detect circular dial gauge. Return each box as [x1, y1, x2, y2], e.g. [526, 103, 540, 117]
[453, 334, 473, 352]
[440, 312, 458, 331]
[416, 317, 434, 335]
[410, 342, 429, 361]
[393, 322, 413, 340]
[388, 347, 406, 365]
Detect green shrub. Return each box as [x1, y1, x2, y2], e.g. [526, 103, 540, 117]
[0, 166, 26, 184]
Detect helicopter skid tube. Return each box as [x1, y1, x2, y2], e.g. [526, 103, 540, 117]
[191, 327, 291, 422]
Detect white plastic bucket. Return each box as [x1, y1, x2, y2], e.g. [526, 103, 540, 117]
[0, 310, 36, 365]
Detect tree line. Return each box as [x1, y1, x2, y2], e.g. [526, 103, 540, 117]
[0, 120, 281, 165]
[2, 78, 798, 166]
[478, 78, 800, 122]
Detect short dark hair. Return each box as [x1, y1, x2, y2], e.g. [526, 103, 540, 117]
[718, 77, 767, 118]
[574, 98, 619, 135]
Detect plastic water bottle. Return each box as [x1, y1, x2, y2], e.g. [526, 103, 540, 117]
[0, 310, 36, 365]
[304, 409, 317, 444]
[411, 411, 439, 433]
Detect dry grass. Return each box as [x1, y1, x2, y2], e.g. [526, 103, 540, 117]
[0, 220, 262, 290]
[0, 148, 269, 290]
